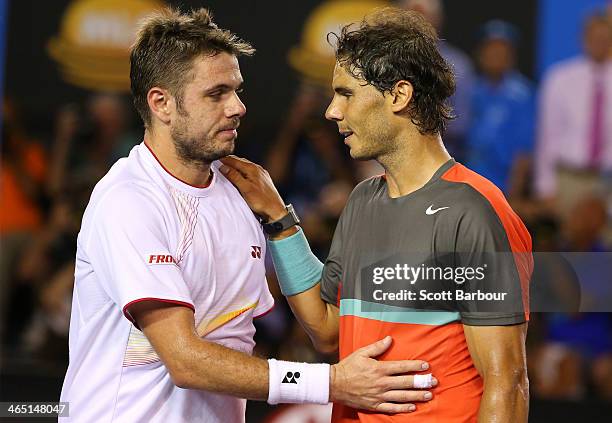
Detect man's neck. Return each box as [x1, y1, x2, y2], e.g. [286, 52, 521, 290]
[144, 129, 212, 188]
[378, 129, 451, 199]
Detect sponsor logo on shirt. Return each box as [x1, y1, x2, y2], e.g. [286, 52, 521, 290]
[147, 254, 176, 264]
[425, 204, 450, 215]
[251, 246, 262, 259]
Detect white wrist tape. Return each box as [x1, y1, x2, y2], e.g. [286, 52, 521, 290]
[413, 373, 433, 389]
[267, 359, 330, 405]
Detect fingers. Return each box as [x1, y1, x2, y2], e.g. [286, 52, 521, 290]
[384, 374, 437, 390]
[380, 360, 430, 375]
[374, 402, 416, 414]
[358, 336, 392, 358]
[382, 389, 433, 403]
[219, 155, 254, 171]
[371, 388, 435, 415]
[218, 164, 247, 186]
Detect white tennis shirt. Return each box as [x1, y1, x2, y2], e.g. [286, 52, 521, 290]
[60, 142, 274, 422]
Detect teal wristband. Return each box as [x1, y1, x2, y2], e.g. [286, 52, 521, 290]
[267, 228, 324, 296]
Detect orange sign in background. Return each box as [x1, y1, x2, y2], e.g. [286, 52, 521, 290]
[48, 0, 164, 92]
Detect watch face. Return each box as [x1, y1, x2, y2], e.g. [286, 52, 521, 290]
[273, 222, 283, 231]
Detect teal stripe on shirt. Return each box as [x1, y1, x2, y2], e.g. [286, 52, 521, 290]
[340, 299, 460, 326]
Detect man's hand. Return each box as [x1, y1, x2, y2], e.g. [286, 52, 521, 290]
[332, 336, 436, 414]
[219, 155, 287, 222]
[131, 302, 435, 412]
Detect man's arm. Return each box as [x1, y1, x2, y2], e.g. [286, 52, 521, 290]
[219, 156, 340, 352]
[282, 283, 340, 354]
[463, 323, 529, 423]
[131, 301, 268, 399]
[130, 301, 434, 412]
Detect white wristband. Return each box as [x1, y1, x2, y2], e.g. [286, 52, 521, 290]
[267, 359, 330, 405]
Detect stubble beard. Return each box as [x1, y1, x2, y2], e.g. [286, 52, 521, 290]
[350, 130, 394, 163]
[170, 113, 236, 166]
[349, 134, 381, 161]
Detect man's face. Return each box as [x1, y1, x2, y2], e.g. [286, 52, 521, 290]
[478, 39, 514, 81]
[170, 52, 246, 164]
[325, 64, 395, 161]
[584, 20, 612, 63]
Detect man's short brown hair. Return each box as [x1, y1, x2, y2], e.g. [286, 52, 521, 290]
[130, 8, 254, 127]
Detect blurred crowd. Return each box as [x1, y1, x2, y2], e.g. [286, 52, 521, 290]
[1, 0, 612, 409]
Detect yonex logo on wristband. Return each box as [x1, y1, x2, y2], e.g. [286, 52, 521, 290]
[267, 359, 329, 404]
[282, 371, 300, 384]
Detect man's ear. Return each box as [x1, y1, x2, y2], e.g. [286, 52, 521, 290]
[389, 80, 413, 113]
[147, 87, 174, 125]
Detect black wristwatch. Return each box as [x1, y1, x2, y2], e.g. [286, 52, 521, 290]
[262, 204, 300, 236]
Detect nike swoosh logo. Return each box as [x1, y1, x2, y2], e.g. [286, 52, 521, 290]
[426, 205, 449, 215]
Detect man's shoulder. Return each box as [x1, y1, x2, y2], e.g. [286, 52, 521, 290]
[504, 73, 534, 101]
[86, 156, 166, 225]
[439, 163, 532, 249]
[438, 163, 514, 219]
[348, 174, 385, 202]
[544, 56, 588, 83]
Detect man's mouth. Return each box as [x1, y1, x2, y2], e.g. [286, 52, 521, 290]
[218, 123, 240, 137]
[339, 129, 354, 142]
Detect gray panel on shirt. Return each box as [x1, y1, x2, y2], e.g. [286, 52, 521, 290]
[321, 160, 527, 326]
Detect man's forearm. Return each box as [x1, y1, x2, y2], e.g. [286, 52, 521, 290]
[171, 336, 270, 400]
[268, 227, 339, 353]
[285, 284, 339, 353]
[134, 294, 436, 413]
[478, 374, 529, 423]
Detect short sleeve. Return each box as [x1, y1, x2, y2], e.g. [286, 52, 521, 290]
[455, 204, 529, 326]
[320, 212, 346, 306]
[86, 183, 194, 324]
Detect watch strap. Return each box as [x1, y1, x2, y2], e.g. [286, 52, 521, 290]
[262, 204, 300, 235]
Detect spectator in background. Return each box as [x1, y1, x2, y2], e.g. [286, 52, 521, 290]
[2, 92, 138, 354]
[266, 1, 385, 253]
[48, 93, 139, 197]
[529, 196, 612, 401]
[400, 0, 475, 160]
[464, 20, 535, 196]
[535, 12, 612, 217]
[265, 83, 355, 221]
[0, 98, 49, 345]
[15, 192, 84, 360]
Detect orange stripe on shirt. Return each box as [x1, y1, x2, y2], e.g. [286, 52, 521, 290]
[441, 163, 533, 320]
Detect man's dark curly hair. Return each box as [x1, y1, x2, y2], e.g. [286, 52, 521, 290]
[330, 7, 456, 135]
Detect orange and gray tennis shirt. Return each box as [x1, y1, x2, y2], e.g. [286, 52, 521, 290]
[320, 159, 533, 423]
